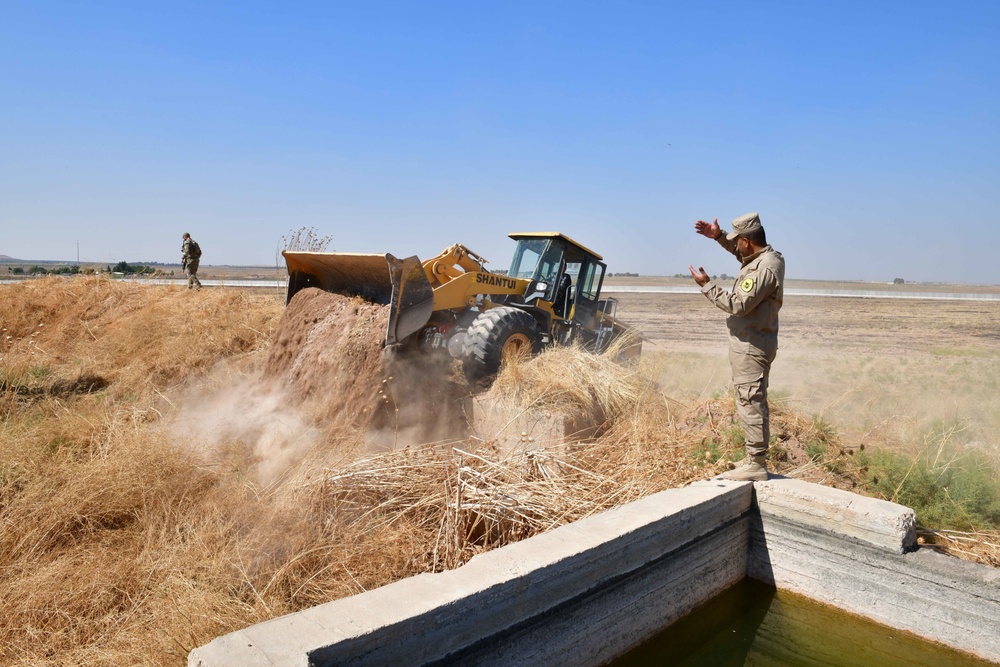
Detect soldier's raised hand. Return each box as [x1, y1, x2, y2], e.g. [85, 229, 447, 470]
[688, 264, 710, 287]
[694, 218, 721, 240]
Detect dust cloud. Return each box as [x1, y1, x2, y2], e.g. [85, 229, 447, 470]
[168, 287, 470, 484]
[167, 375, 319, 485]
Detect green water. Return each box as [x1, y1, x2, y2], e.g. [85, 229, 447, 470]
[611, 579, 993, 666]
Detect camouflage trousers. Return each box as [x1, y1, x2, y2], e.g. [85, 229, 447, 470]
[729, 348, 776, 457]
[185, 259, 202, 289]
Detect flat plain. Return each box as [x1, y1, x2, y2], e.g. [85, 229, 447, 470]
[615, 291, 1000, 452]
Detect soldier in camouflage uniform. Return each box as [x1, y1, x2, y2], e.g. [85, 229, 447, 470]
[181, 232, 202, 290]
[689, 212, 784, 481]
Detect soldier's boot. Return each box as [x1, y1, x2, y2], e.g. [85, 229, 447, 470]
[719, 454, 768, 482]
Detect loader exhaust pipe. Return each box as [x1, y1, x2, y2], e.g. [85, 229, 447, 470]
[283, 251, 435, 347]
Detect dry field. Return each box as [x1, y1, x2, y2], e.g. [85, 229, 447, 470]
[605, 274, 1000, 295]
[0, 277, 997, 666]
[618, 292, 1000, 450]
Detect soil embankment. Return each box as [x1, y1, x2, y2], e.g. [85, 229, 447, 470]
[264, 287, 391, 431]
[263, 287, 469, 448]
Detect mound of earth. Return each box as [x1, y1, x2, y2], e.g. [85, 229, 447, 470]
[263, 288, 470, 447]
[264, 288, 390, 430]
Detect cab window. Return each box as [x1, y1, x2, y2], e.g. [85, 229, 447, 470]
[509, 239, 549, 279]
[564, 261, 581, 283]
[579, 262, 603, 300]
[537, 244, 565, 283]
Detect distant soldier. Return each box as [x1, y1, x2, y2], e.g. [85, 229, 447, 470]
[689, 212, 785, 481]
[181, 233, 203, 290]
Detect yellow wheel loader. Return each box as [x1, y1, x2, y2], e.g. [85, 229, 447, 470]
[283, 232, 640, 382]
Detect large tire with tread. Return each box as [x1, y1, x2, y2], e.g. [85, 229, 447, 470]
[461, 307, 542, 382]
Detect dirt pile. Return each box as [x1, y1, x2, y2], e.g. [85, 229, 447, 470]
[262, 287, 472, 450]
[263, 288, 391, 430]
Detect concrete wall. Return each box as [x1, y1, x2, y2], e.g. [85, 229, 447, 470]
[189, 478, 1000, 667]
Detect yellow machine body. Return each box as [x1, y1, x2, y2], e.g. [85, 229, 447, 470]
[282, 233, 639, 360]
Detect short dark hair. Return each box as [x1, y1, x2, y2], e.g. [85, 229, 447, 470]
[743, 227, 767, 246]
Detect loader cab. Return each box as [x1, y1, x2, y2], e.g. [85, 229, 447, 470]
[507, 233, 607, 340]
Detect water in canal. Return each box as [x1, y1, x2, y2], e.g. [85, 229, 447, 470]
[611, 578, 991, 666]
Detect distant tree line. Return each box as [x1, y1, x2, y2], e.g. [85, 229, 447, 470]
[8, 266, 83, 275]
[110, 261, 156, 275]
[6, 262, 159, 276]
[608, 272, 640, 277]
[671, 272, 732, 281]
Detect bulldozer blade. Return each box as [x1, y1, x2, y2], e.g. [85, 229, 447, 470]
[385, 254, 435, 347]
[283, 251, 434, 347]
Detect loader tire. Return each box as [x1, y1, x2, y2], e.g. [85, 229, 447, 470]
[462, 307, 542, 383]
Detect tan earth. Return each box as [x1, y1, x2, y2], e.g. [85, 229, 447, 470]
[263, 287, 390, 430]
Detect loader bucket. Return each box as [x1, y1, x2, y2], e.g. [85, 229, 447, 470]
[283, 251, 434, 347]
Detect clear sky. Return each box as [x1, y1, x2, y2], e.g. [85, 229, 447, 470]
[2, 1, 998, 283]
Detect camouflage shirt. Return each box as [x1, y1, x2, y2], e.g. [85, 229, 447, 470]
[182, 238, 197, 262]
[700, 233, 785, 357]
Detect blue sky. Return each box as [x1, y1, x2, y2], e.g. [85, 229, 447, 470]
[2, 1, 998, 283]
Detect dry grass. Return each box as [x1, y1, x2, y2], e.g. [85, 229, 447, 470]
[1, 278, 290, 664]
[1, 277, 997, 666]
[917, 528, 1000, 568]
[0, 275, 280, 400]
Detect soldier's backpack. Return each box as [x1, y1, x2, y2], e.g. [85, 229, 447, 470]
[189, 240, 202, 259]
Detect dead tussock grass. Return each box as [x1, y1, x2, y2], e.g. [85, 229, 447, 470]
[917, 528, 1000, 568]
[309, 346, 865, 578]
[1, 276, 282, 404]
[0, 426, 365, 665]
[0, 278, 294, 665]
[0, 284, 714, 665]
[490, 340, 644, 427]
[319, 441, 635, 572]
[1, 433, 215, 664]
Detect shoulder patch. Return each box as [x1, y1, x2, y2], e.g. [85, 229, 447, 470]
[740, 277, 754, 292]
